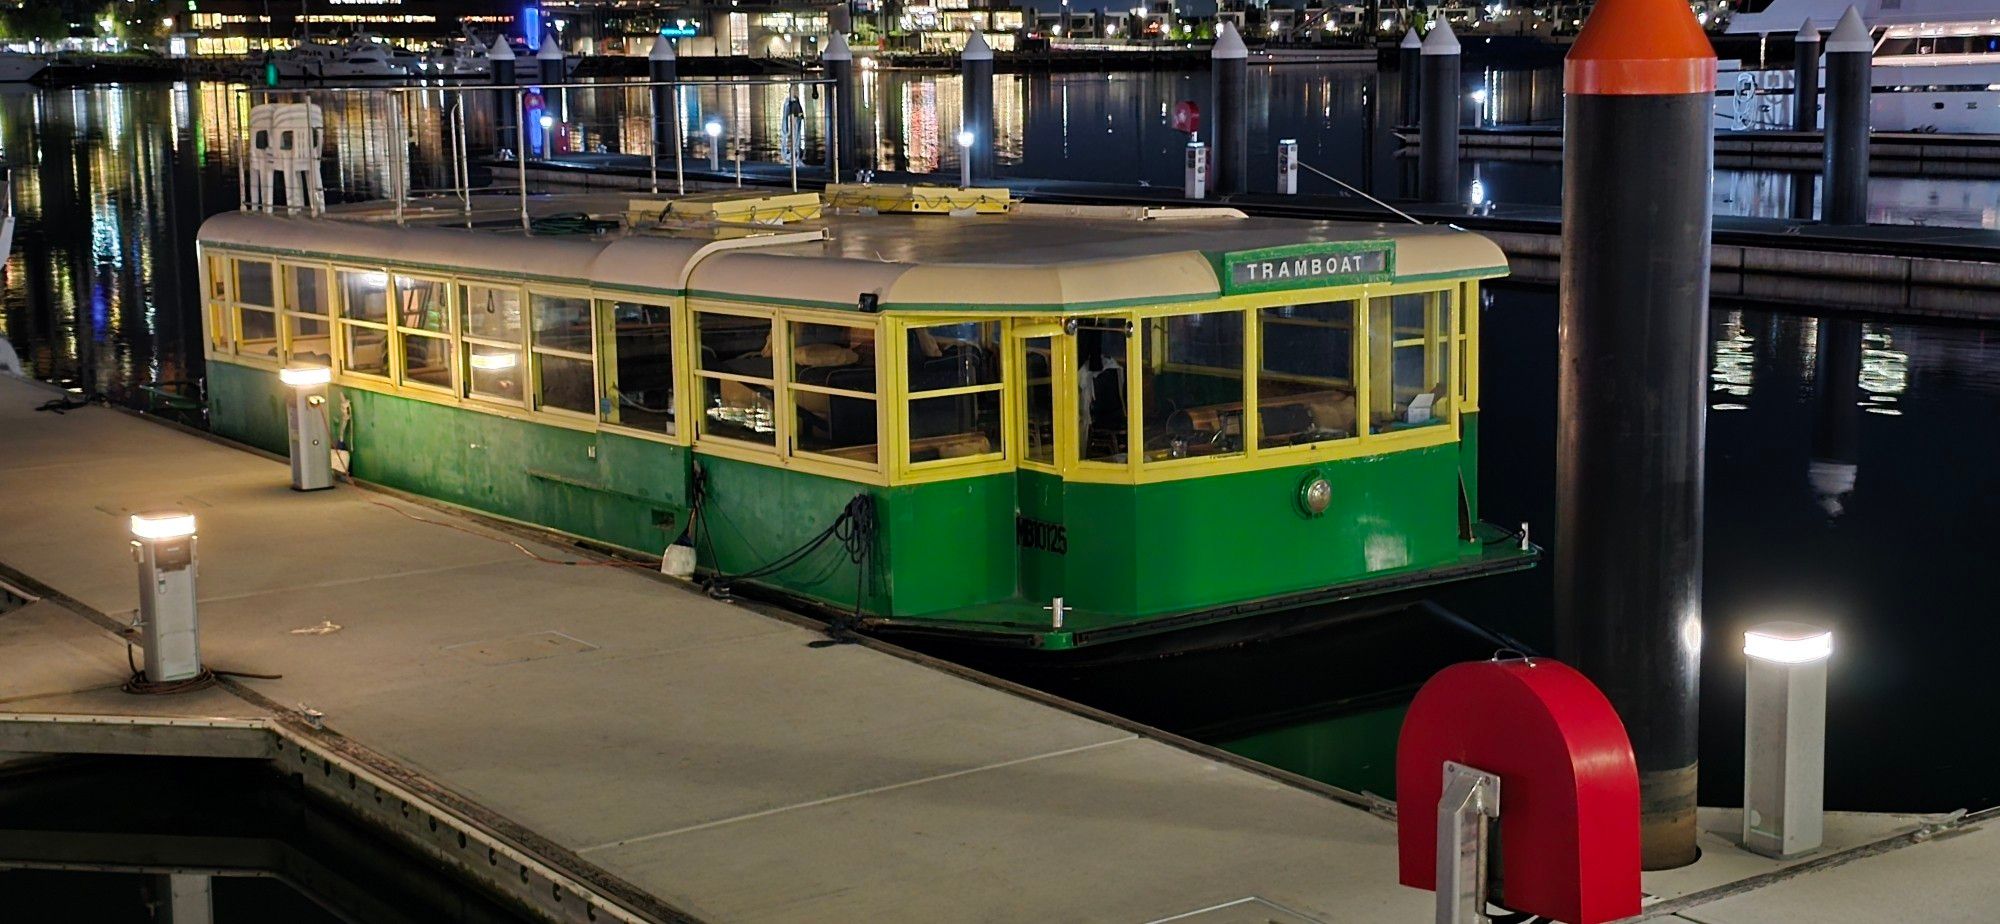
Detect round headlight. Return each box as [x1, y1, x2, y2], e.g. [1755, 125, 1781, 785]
[1297, 471, 1332, 518]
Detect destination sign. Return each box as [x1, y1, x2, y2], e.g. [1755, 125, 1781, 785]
[1221, 243, 1395, 294]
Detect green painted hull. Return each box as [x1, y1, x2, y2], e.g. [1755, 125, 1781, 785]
[208, 362, 1534, 650]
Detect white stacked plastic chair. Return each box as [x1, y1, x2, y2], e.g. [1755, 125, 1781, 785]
[271, 103, 327, 214]
[246, 102, 326, 213]
[246, 104, 277, 211]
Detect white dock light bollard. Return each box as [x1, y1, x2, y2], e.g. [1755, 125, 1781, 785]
[281, 366, 333, 492]
[955, 129, 974, 188]
[1742, 622, 1832, 858]
[704, 118, 723, 172]
[130, 512, 201, 684]
[1277, 139, 1299, 195]
[1184, 141, 1207, 199]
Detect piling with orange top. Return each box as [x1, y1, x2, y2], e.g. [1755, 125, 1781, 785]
[1555, 0, 1715, 872]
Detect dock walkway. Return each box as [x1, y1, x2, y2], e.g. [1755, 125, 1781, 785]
[0, 371, 1994, 922]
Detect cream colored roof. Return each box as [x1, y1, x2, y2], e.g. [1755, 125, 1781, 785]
[198, 208, 1508, 313]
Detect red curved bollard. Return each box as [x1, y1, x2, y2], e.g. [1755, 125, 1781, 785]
[1397, 658, 1641, 924]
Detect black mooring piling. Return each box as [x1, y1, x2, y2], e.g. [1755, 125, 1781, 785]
[1212, 22, 1249, 197]
[1789, 20, 1822, 219]
[1793, 19, 1821, 132]
[824, 33, 856, 178]
[1400, 28, 1422, 127]
[1557, 0, 1716, 871]
[536, 34, 564, 87]
[1418, 22, 1461, 204]
[1823, 6, 1871, 225]
[961, 31, 995, 182]
[490, 38, 517, 153]
[648, 37, 677, 160]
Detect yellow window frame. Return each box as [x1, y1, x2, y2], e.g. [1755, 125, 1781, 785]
[332, 264, 394, 382]
[457, 277, 531, 410]
[390, 272, 457, 396]
[595, 294, 689, 447]
[279, 260, 335, 370]
[689, 300, 785, 464]
[1012, 320, 1067, 477]
[1054, 279, 1467, 485]
[525, 284, 599, 422]
[787, 311, 884, 474]
[885, 314, 1013, 485]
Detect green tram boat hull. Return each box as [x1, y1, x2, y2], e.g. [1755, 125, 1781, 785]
[197, 191, 1537, 651]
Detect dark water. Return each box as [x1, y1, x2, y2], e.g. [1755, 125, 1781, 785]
[0, 756, 536, 922]
[3, 79, 1999, 829]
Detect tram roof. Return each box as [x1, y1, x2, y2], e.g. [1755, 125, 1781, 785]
[198, 205, 1507, 313]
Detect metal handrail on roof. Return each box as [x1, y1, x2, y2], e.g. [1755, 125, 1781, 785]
[234, 75, 844, 232]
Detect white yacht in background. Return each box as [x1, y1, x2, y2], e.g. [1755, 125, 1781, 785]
[420, 28, 494, 78]
[0, 51, 50, 83]
[1719, 0, 2000, 133]
[270, 33, 411, 81]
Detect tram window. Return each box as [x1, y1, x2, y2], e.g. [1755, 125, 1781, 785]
[1023, 335, 1056, 466]
[1143, 310, 1244, 462]
[601, 300, 675, 436]
[792, 320, 879, 464]
[343, 325, 390, 378]
[536, 354, 595, 415]
[907, 321, 1002, 464]
[206, 254, 229, 302]
[461, 283, 524, 405]
[466, 344, 523, 402]
[1258, 301, 1358, 448]
[337, 269, 389, 323]
[285, 265, 329, 315]
[394, 276, 451, 333]
[530, 293, 593, 354]
[235, 259, 275, 307]
[461, 284, 523, 341]
[238, 307, 279, 360]
[1077, 325, 1130, 463]
[1367, 291, 1453, 432]
[695, 311, 776, 447]
[286, 315, 333, 368]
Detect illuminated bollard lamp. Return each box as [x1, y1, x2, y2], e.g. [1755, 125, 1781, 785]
[281, 366, 334, 491]
[130, 512, 202, 684]
[1741, 622, 1832, 858]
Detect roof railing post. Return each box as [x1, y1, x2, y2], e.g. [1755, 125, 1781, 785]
[517, 88, 530, 234]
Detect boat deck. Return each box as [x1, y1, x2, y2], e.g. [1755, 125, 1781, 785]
[0, 371, 1991, 922]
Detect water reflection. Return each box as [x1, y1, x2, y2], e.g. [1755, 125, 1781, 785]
[1456, 287, 2000, 813]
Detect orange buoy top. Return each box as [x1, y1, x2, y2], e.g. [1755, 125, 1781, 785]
[1565, 0, 1718, 96]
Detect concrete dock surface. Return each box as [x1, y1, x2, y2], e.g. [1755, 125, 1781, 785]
[0, 371, 1994, 922]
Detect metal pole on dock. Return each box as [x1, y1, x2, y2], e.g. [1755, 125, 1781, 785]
[1793, 19, 1820, 132]
[1823, 6, 1870, 225]
[649, 34, 676, 194]
[490, 38, 516, 156]
[825, 32, 856, 182]
[1556, 0, 1716, 871]
[1418, 22, 1461, 204]
[961, 31, 994, 182]
[1400, 28, 1421, 126]
[1211, 22, 1249, 197]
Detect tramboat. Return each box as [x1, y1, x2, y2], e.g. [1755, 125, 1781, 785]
[196, 186, 1536, 650]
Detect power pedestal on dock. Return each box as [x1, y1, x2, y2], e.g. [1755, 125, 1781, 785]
[130, 511, 201, 683]
[282, 366, 334, 491]
[1742, 623, 1832, 858]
